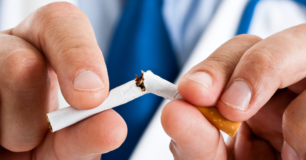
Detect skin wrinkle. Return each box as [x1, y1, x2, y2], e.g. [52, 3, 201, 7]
[243, 49, 283, 77]
[212, 135, 226, 160]
[58, 45, 100, 68]
[3, 1, 306, 159]
[40, 18, 94, 52]
[0, 2, 123, 159]
[0, 68, 48, 92]
[14, 3, 90, 53]
[247, 119, 283, 152]
[184, 74, 211, 89]
[291, 24, 306, 41]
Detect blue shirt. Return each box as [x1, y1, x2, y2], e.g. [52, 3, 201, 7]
[77, 0, 221, 67]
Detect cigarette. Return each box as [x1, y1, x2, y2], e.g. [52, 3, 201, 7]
[47, 70, 241, 137]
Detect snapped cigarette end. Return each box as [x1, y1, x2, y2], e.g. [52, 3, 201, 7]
[46, 115, 53, 133]
[135, 71, 146, 91]
[196, 106, 241, 137]
[46, 70, 242, 136]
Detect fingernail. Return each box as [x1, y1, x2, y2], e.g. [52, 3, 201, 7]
[282, 141, 299, 160]
[186, 72, 212, 88]
[221, 80, 251, 111]
[73, 70, 104, 91]
[170, 140, 182, 157]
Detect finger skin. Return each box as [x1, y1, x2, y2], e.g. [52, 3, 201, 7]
[282, 90, 306, 159]
[0, 146, 32, 160]
[0, 34, 50, 152]
[233, 123, 277, 160]
[246, 89, 296, 152]
[161, 100, 226, 160]
[288, 78, 306, 94]
[11, 2, 109, 110]
[34, 109, 127, 160]
[218, 24, 306, 121]
[178, 34, 261, 107]
[226, 90, 295, 160]
[226, 134, 237, 160]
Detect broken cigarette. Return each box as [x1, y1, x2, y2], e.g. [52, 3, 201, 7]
[47, 70, 241, 137]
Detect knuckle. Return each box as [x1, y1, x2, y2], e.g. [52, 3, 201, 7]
[242, 48, 282, 76]
[205, 53, 239, 75]
[202, 35, 262, 77]
[59, 44, 101, 68]
[1, 49, 47, 88]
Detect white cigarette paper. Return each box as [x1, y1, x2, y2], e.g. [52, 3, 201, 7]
[47, 71, 182, 132]
[144, 71, 183, 100]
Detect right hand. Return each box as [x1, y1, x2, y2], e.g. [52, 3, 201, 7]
[162, 29, 306, 159]
[0, 2, 127, 160]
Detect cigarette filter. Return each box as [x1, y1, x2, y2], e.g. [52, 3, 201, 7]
[196, 107, 241, 137]
[47, 70, 241, 137]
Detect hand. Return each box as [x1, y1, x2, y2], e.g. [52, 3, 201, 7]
[162, 25, 306, 160]
[0, 2, 127, 160]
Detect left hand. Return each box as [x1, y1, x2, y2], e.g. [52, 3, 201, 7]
[0, 3, 126, 160]
[161, 25, 306, 160]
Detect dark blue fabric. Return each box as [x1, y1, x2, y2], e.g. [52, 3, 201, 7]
[295, 0, 306, 6]
[102, 0, 179, 159]
[236, 0, 260, 35]
[237, 0, 306, 35]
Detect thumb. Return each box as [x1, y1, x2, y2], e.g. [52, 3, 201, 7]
[161, 100, 227, 160]
[282, 90, 306, 160]
[11, 2, 109, 109]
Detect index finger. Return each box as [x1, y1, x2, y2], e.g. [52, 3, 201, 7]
[9, 2, 109, 110]
[218, 24, 306, 121]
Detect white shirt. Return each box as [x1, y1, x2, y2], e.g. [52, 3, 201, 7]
[1, 0, 306, 159]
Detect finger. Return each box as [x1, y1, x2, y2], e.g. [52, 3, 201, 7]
[34, 109, 127, 160]
[0, 34, 53, 152]
[288, 77, 306, 94]
[246, 89, 296, 152]
[178, 34, 261, 106]
[0, 146, 31, 160]
[218, 24, 306, 121]
[161, 100, 226, 159]
[226, 90, 294, 159]
[10, 2, 109, 109]
[282, 90, 306, 160]
[226, 134, 236, 160]
[232, 123, 278, 160]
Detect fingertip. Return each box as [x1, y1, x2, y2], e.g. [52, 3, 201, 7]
[161, 100, 218, 142]
[162, 100, 198, 138]
[178, 72, 219, 107]
[80, 109, 127, 152]
[217, 99, 250, 122]
[162, 100, 224, 159]
[61, 68, 109, 110]
[55, 109, 127, 156]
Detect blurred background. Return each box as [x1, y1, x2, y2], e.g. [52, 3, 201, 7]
[1, 0, 306, 159]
